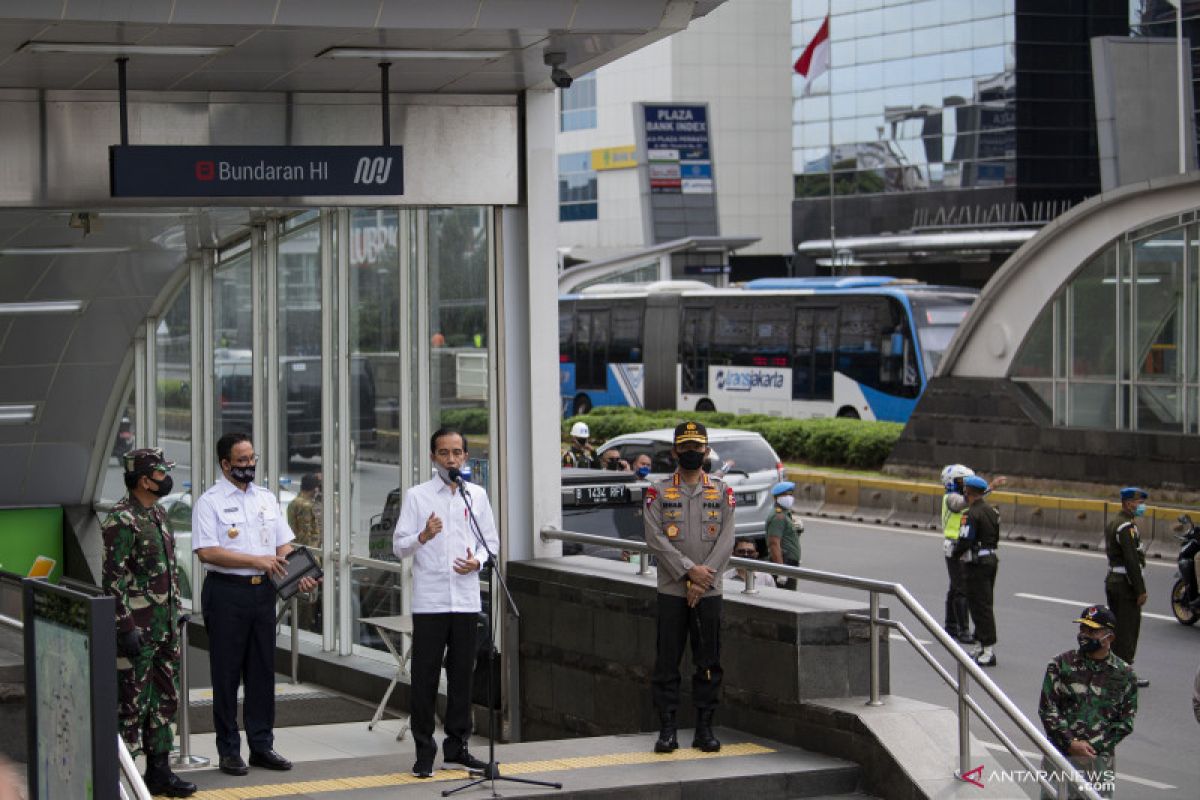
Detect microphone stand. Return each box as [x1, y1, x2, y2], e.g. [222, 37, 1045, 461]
[443, 475, 562, 798]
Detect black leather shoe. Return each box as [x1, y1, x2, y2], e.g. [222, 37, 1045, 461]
[412, 759, 434, 778]
[249, 749, 293, 770]
[444, 748, 488, 773]
[218, 755, 248, 776]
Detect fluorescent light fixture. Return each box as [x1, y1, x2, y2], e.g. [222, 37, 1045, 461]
[318, 47, 506, 60]
[0, 247, 131, 255]
[21, 42, 231, 57]
[0, 301, 85, 315]
[0, 404, 37, 425]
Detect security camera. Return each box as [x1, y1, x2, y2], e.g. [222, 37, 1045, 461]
[544, 51, 573, 89]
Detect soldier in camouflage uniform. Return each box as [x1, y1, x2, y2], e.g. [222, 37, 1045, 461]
[286, 472, 322, 630]
[101, 447, 196, 798]
[1037, 605, 1137, 800]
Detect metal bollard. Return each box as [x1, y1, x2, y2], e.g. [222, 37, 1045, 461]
[867, 591, 883, 706]
[290, 595, 299, 684]
[172, 615, 210, 770]
[957, 660, 970, 779]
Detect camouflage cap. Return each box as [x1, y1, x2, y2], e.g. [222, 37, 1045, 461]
[122, 447, 174, 476]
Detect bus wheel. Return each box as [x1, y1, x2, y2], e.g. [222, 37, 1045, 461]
[836, 406, 860, 419]
[573, 395, 592, 416]
[695, 399, 716, 412]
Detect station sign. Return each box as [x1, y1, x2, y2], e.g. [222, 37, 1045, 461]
[110, 145, 404, 197]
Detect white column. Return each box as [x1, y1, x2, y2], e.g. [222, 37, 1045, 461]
[502, 89, 562, 562]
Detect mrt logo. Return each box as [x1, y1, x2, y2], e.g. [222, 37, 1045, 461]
[195, 160, 215, 181]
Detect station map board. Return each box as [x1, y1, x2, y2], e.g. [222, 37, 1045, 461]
[23, 580, 117, 799]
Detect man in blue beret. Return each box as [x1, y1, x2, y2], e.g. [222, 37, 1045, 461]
[952, 475, 1000, 666]
[765, 481, 801, 590]
[1104, 487, 1149, 688]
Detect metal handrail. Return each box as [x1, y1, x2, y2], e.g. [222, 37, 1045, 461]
[541, 526, 1101, 800]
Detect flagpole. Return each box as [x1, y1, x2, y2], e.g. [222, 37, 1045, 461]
[826, 3, 836, 273]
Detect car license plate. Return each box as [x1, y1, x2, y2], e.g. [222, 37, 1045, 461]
[736, 491, 757, 506]
[573, 485, 631, 506]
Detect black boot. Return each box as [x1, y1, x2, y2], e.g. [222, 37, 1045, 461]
[144, 752, 197, 798]
[692, 708, 720, 752]
[653, 711, 678, 753]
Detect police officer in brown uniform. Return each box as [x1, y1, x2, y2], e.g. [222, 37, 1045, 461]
[644, 421, 736, 754]
[1105, 487, 1150, 688]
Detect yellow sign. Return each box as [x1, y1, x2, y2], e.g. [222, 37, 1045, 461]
[591, 145, 637, 171]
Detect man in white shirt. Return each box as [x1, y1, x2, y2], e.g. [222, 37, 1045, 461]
[192, 432, 317, 777]
[393, 427, 499, 778]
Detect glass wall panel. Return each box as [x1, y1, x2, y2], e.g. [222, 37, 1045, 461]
[1011, 301, 1053, 379]
[276, 219, 322, 633]
[156, 283, 194, 601]
[347, 208, 402, 573]
[427, 208, 492, 490]
[1069, 248, 1117, 379]
[1067, 383, 1115, 429]
[1133, 230, 1184, 383]
[101, 386, 136, 501]
[213, 252, 253, 443]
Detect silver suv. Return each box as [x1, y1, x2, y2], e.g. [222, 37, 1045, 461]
[595, 427, 786, 544]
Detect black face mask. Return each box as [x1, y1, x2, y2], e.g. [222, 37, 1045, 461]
[677, 450, 706, 471]
[1077, 633, 1107, 655]
[147, 475, 173, 497]
[229, 464, 256, 484]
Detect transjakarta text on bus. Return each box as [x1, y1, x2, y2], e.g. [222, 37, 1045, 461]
[558, 276, 977, 422]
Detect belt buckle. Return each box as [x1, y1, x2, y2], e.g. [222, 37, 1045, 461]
[251, 575, 263, 585]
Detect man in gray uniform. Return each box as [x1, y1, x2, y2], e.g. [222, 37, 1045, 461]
[644, 421, 736, 754]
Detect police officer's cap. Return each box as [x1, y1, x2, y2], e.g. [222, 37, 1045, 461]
[122, 447, 174, 476]
[962, 475, 989, 492]
[1074, 604, 1117, 630]
[1119, 486, 1148, 501]
[771, 481, 796, 497]
[673, 421, 707, 446]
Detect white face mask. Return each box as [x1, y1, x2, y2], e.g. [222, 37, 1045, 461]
[776, 495, 795, 509]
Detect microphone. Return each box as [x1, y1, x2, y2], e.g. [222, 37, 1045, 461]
[447, 467, 466, 486]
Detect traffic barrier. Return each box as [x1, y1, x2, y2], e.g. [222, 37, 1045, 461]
[788, 476, 825, 516]
[889, 483, 941, 530]
[1052, 499, 1106, 550]
[854, 478, 897, 524]
[1144, 504, 1186, 561]
[986, 491, 1017, 541]
[1006, 494, 1056, 544]
[818, 477, 859, 519]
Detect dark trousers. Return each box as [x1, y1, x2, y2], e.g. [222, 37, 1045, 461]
[944, 556, 970, 635]
[965, 556, 998, 647]
[411, 612, 478, 763]
[652, 594, 723, 714]
[202, 577, 277, 758]
[779, 556, 800, 591]
[1105, 574, 1142, 664]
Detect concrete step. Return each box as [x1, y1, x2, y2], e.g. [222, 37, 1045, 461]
[182, 727, 865, 800]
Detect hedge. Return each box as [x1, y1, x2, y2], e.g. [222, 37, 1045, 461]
[563, 409, 902, 470]
[439, 407, 489, 434]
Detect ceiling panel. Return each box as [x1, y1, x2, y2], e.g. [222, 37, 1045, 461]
[61, 297, 141, 364]
[275, 0, 384, 29]
[26, 442, 91, 503]
[168, 0, 280, 27]
[571, 0, 669, 31]
[0, 365, 55, 402]
[0, 259, 48, 300]
[376, 0, 483, 30]
[476, 0, 573, 30]
[64, 0, 174, 24]
[0, 314, 78, 367]
[28, 21, 161, 43]
[0, 445, 32, 497]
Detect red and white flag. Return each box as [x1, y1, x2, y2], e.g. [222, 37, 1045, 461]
[794, 15, 830, 95]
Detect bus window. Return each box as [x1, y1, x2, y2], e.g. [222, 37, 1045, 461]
[713, 299, 754, 366]
[559, 304, 575, 361]
[753, 302, 791, 362]
[611, 303, 644, 362]
[792, 308, 813, 399]
[681, 306, 713, 394]
[813, 308, 836, 400]
[576, 308, 610, 390]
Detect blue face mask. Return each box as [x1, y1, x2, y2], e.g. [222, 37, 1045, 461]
[1134, 503, 1146, 517]
[635, 465, 651, 479]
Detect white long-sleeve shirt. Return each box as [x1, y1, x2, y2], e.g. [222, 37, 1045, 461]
[393, 475, 498, 614]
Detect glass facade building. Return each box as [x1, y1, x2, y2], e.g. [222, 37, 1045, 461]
[791, 0, 1128, 277]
